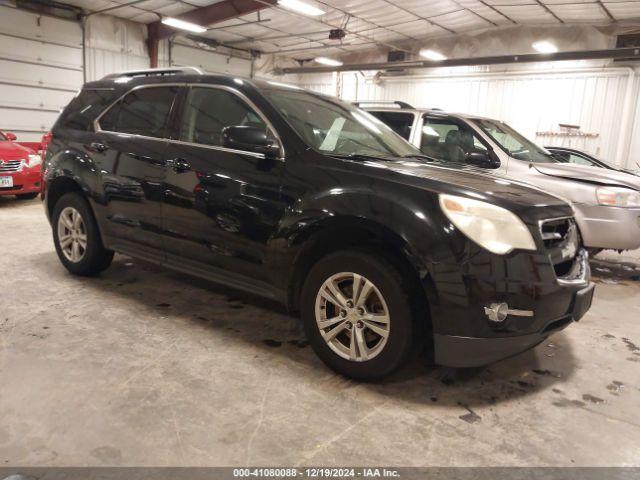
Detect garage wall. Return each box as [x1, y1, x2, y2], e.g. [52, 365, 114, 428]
[296, 66, 640, 169]
[170, 42, 252, 76]
[84, 14, 161, 82]
[0, 4, 83, 142]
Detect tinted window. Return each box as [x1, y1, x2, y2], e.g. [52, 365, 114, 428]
[180, 87, 270, 147]
[100, 86, 178, 138]
[368, 111, 414, 140]
[421, 116, 487, 163]
[56, 89, 117, 131]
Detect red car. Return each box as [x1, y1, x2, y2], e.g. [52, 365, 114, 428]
[0, 131, 42, 200]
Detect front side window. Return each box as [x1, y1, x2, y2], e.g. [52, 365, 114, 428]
[367, 111, 415, 140]
[474, 119, 556, 163]
[99, 86, 178, 138]
[421, 116, 487, 163]
[263, 89, 418, 159]
[180, 87, 273, 148]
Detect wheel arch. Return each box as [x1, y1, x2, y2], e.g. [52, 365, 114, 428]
[285, 215, 432, 333]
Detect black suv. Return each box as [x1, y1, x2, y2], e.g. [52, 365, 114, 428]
[42, 68, 594, 380]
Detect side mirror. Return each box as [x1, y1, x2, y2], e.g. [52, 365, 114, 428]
[5, 132, 17, 141]
[465, 151, 500, 169]
[221, 126, 280, 159]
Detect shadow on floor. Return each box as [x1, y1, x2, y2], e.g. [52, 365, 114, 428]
[28, 250, 579, 412]
[590, 253, 640, 285]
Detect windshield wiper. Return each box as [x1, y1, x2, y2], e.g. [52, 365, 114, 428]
[330, 153, 393, 161]
[400, 154, 435, 161]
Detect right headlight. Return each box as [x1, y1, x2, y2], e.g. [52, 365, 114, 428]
[439, 194, 537, 255]
[596, 187, 640, 208]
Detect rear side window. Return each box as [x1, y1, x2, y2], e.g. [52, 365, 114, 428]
[56, 89, 117, 131]
[98, 86, 178, 138]
[368, 111, 414, 140]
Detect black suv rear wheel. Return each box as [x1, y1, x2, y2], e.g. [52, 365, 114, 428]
[300, 250, 416, 380]
[52, 192, 114, 276]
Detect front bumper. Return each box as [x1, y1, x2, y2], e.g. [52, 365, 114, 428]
[0, 168, 41, 196]
[574, 203, 640, 250]
[434, 282, 594, 367]
[428, 245, 593, 368]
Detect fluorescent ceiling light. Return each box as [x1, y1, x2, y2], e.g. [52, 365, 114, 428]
[532, 41, 558, 54]
[162, 17, 207, 33]
[419, 49, 447, 61]
[278, 0, 324, 16]
[315, 57, 343, 66]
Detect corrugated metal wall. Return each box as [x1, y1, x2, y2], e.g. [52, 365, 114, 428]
[170, 43, 252, 76]
[0, 5, 82, 142]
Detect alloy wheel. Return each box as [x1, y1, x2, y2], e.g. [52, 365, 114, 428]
[57, 206, 87, 263]
[314, 272, 390, 362]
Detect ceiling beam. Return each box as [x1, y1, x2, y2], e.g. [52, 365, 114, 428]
[279, 46, 640, 74]
[146, 0, 276, 67]
[149, 0, 277, 41]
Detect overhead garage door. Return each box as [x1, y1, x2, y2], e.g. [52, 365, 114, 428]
[0, 5, 83, 143]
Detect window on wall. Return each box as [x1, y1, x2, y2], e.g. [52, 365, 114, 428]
[367, 111, 415, 140]
[99, 86, 178, 138]
[421, 116, 487, 163]
[180, 87, 272, 147]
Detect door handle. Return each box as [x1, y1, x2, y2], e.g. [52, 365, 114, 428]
[89, 141, 109, 153]
[166, 157, 191, 173]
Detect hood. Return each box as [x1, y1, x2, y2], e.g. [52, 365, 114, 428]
[0, 140, 34, 159]
[533, 162, 640, 191]
[351, 157, 572, 221]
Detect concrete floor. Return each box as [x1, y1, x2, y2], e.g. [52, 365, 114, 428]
[1, 196, 639, 467]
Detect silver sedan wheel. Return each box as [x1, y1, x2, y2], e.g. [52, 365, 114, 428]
[57, 206, 87, 263]
[315, 272, 390, 362]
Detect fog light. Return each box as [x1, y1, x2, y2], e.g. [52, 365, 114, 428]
[484, 303, 509, 322]
[484, 303, 534, 322]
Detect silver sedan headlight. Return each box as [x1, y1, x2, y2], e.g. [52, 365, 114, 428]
[439, 194, 537, 255]
[596, 187, 640, 208]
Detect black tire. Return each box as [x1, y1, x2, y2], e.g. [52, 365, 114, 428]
[300, 249, 416, 381]
[16, 192, 38, 200]
[52, 192, 114, 276]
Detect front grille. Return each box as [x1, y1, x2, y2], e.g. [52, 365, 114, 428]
[0, 160, 24, 173]
[539, 217, 579, 278]
[540, 217, 571, 249]
[0, 185, 22, 191]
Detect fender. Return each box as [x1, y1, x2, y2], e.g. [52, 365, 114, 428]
[43, 134, 105, 234]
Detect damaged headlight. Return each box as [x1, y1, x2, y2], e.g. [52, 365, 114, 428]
[596, 187, 640, 208]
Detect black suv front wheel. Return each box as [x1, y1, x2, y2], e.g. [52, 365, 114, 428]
[52, 192, 114, 276]
[301, 250, 416, 380]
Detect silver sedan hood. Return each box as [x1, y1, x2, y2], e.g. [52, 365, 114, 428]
[533, 163, 640, 191]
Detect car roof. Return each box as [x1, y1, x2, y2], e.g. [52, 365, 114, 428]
[361, 105, 492, 122]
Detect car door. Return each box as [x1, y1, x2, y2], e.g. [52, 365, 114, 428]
[92, 84, 180, 259]
[161, 85, 287, 288]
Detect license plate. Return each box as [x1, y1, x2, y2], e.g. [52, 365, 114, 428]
[0, 176, 13, 188]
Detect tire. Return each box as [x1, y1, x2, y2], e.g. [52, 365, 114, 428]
[300, 249, 416, 381]
[52, 192, 114, 276]
[16, 192, 38, 200]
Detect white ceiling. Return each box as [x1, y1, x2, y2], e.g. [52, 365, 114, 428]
[63, 0, 640, 59]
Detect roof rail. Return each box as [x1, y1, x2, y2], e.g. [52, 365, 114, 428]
[101, 67, 204, 80]
[353, 100, 414, 109]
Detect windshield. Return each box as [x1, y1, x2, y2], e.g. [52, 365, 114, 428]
[263, 88, 420, 159]
[474, 119, 557, 163]
[0, 132, 6, 141]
